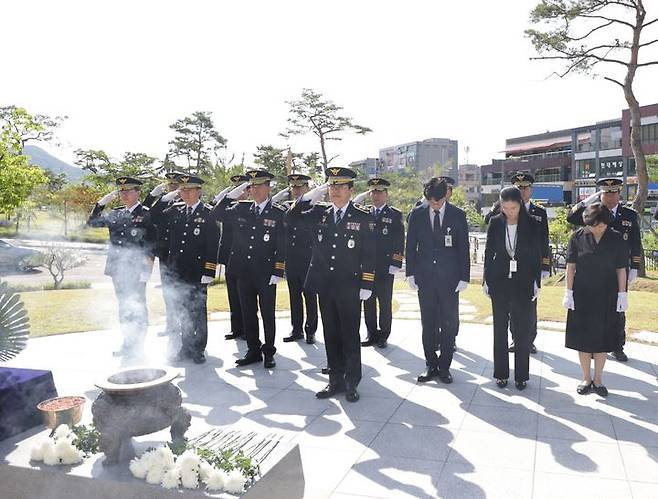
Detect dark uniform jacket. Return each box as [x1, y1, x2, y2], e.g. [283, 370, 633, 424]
[568, 201, 643, 270]
[361, 204, 405, 275]
[87, 203, 156, 277]
[483, 213, 542, 297]
[283, 200, 314, 271]
[144, 194, 177, 262]
[155, 201, 221, 283]
[213, 198, 287, 280]
[288, 200, 376, 294]
[405, 202, 470, 290]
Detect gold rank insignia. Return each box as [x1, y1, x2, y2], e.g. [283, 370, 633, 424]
[180, 176, 189, 183]
[329, 168, 340, 176]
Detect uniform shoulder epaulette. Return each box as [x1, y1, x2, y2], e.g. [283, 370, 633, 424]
[389, 206, 402, 215]
[171, 201, 186, 207]
[203, 203, 213, 210]
[531, 202, 547, 213]
[112, 205, 127, 210]
[238, 199, 252, 203]
[141, 205, 151, 212]
[271, 202, 287, 212]
[620, 205, 638, 217]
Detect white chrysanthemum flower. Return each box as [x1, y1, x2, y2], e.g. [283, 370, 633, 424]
[145, 465, 165, 485]
[30, 440, 46, 461]
[161, 467, 181, 489]
[180, 466, 199, 489]
[42, 440, 59, 466]
[198, 461, 214, 482]
[129, 457, 149, 479]
[60, 445, 83, 465]
[53, 424, 72, 441]
[154, 446, 175, 469]
[177, 450, 201, 471]
[204, 469, 227, 491]
[224, 469, 247, 494]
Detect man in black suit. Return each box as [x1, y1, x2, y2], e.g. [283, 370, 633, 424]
[151, 175, 221, 364]
[87, 177, 156, 358]
[278, 174, 319, 344]
[406, 177, 470, 384]
[356, 178, 405, 349]
[213, 169, 287, 369]
[288, 167, 376, 402]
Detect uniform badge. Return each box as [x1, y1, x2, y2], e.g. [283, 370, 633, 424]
[318, 234, 323, 242]
[264, 233, 270, 242]
[382, 227, 388, 235]
[133, 216, 143, 222]
[194, 227, 201, 236]
[194, 217, 205, 223]
[383, 217, 392, 224]
[263, 219, 276, 227]
[130, 229, 138, 237]
[347, 239, 355, 249]
[623, 233, 628, 240]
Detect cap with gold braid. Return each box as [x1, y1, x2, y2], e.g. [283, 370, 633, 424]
[367, 178, 391, 191]
[230, 174, 249, 185]
[596, 177, 623, 193]
[177, 175, 204, 190]
[245, 169, 274, 185]
[115, 177, 143, 191]
[325, 167, 357, 185]
[287, 173, 311, 187]
[510, 172, 534, 187]
[164, 172, 181, 181]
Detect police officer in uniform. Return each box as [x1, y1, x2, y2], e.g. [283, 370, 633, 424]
[216, 174, 249, 341]
[567, 177, 643, 362]
[356, 178, 405, 349]
[87, 177, 156, 358]
[288, 167, 376, 402]
[406, 177, 470, 384]
[278, 174, 319, 344]
[143, 172, 182, 338]
[154, 175, 220, 364]
[213, 169, 287, 368]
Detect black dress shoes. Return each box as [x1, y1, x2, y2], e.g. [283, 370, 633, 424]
[530, 343, 538, 354]
[508, 343, 516, 353]
[315, 383, 346, 399]
[515, 381, 527, 391]
[496, 379, 508, 388]
[225, 332, 244, 340]
[437, 370, 453, 384]
[376, 340, 388, 348]
[305, 334, 316, 344]
[577, 381, 592, 395]
[192, 353, 206, 364]
[612, 350, 628, 362]
[591, 383, 608, 397]
[417, 367, 440, 383]
[264, 356, 276, 368]
[361, 338, 377, 347]
[321, 367, 331, 375]
[236, 352, 263, 366]
[345, 388, 360, 403]
[283, 332, 304, 343]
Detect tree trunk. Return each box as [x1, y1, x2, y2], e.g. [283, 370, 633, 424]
[319, 134, 328, 170]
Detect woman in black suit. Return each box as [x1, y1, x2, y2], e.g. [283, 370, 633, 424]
[483, 187, 542, 390]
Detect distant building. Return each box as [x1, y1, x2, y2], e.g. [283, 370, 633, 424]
[457, 164, 481, 206]
[349, 158, 382, 178]
[378, 138, 458, 180]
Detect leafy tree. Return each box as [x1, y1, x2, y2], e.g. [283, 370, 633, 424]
[168, 111, 227, 175]
[282, 88, 372, 169]
[0, 106, 66, 153]
[548, 206, 573, 249]
[43, 169, 67, 192]
[526, 0, 658, 216]
[74, 149, 158, 190]
[29, 245, 87, 289]
[451, 186, 485, 229]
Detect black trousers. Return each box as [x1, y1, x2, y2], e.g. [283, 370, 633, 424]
[287, 262, 318, 336]
[363, 274, 394, 341]
[491, 289, 533, 382]
[159, 261, 180, 336]
[178, 281, 208, 357]
[319, 287, 362, 389]
[226, 271, 244, 336]
[418, 284, 459, 370]
[238, 273, 277, 357]
[111, 274, 148, 351]
[512, 299, 538, 344]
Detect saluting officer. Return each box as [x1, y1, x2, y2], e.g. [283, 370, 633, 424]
[87, 177, 156, 358]
[508, 172, 551, 355]
[567, 177, 643, 362]
[143, 172, 182, 338]
[356, 178, 405, 349]
[155, 175, 220, 364]
[288, 167, 376, 403]
[213, 169, 287, 369]
[276, 174, 319, 344]
[216, 174, 250, 341]
[406, 177, 470, 384]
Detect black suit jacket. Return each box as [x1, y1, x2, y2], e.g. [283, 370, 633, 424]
[364, 204, 405, 276]
[405, 202, 470, 290]
[483, 213, 541, 297]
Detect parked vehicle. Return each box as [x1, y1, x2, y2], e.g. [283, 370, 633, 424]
[0, 239, 42, 273]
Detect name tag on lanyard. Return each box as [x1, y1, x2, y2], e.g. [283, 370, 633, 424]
[444, 235, 452, 247]
[509, 259, 517, 278]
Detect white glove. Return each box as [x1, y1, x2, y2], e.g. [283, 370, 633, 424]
[201, 275, 214, 285]
[150, 183, 167, 197]
[420, 198, 429, 208]
[302, 183, 328, 205]
[97, 190, 118, 206]
[269, 275, 283, 286]
[407, 275, 418, 290]
[161, 189, 179, 203]
[227, 182, 250, 200]
[532, 281, 540, 301]
[138, 271, 151, 283]
[563, 289, 575, 310]
[352, 190, 370, 204]
[616, 291, 628, 312]
[541, 270, 550, 280]
[583, 191, 601, 206]
[271, 188, 290, 204]
[628, 269, 638, 284]
[359, 289, 372, 300]
[213, 185, 233, 204]
[454, 280, 468, 293]
[389, 265, 400, 275]
[482, 282, 489, 297]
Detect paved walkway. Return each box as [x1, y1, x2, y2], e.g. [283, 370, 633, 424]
[4, 299, 658, 498]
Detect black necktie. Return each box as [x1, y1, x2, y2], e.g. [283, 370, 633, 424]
[433, 209, 441, 233]
[336, 209, 343, 224]
[186, 206, 192, 217]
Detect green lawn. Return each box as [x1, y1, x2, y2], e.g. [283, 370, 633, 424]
[1, 210, 109, 243]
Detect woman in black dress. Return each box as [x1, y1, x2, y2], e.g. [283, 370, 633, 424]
[563, 203, 628, 397]
[483, 187, 542, 390]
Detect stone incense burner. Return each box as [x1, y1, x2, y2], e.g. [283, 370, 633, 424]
[92, 367, 190, 464]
